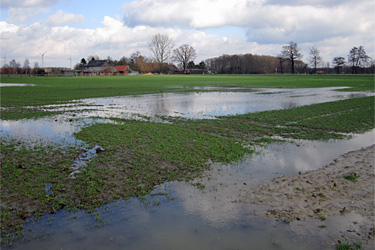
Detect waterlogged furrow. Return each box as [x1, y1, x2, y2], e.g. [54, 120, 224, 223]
[181, 96, 375, 141]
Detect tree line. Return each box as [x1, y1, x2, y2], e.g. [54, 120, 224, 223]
[1, 36, 373, 75]
[205, 41, 373, 74]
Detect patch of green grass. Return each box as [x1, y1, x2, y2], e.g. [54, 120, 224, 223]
[344, 173, 359, 183]
[0, 140, 78, 241]
[336, 241, 362, 250]
[319, 214, 327, 221]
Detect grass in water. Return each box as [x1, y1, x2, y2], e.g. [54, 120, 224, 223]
[1, 94, 374, 242]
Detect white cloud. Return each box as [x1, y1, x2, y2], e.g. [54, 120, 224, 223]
[1, 13, 373, 68]
[8, 7, 50, 22]
[1, 0, 61, 8]
[3, 0, 63, 23]
[0, 17, 256, 67]
[122, 0, 374, 47]
[47, 10, 85, 26]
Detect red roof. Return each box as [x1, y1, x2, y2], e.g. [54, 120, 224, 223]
[115, 65, 130, 72]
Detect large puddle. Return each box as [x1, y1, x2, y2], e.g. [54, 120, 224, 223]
[0, 87, 371, 145]
[5, 132, 374, 250]
[1, 87, 374, 249]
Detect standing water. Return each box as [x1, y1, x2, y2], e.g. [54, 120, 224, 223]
[1, 87, 374, 249]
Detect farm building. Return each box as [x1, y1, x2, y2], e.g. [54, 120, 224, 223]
[83, 60, 132, 76]
[115, 65, 131, 75]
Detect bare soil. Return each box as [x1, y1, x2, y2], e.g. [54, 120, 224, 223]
[237, 144, 375, 247]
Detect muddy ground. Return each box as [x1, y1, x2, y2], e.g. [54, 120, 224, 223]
[237, 144, 375, 248]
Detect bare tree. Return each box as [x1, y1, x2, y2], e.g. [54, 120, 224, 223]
[309, 46, 322, 73]
[332, 57, 346, 74]
[280, 41, 302, 74]
[172, 44, 197, 71]
[348, 46, 369, 74]
[9, 59, 20, 74]
[148, 33, 174, 63]
[23, 58, 30, 75]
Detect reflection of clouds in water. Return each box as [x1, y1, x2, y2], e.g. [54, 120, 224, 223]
[173, 181, 245, 228]
[173, 130, 374, 227]
[0, 118, 80, 145]
[3, 87, 371, 145]
[53, 87, 375, 120]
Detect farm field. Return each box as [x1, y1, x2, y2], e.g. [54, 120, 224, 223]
[0, 74, 374, 249]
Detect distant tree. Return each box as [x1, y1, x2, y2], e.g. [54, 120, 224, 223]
[33, 62, 39, 74]
[81, 58, 87, 65]
[277, 56, 287, 74]
[309, 46, 322, 73]
[348, 46, 369, 74]
[130, 51, 141, 64]
[23, 58, 30, 75]
[172, 44, 197, 71]
[9, 59, 20, 74]
[187, 61, 195, 70]
[87, 55, 99, 62]
[280, 41, 303, 74]
[107, 56, 114, 65]
[74, 58, 87, 70]
[117, 56, 129, 65]
[148, 33, 174, 63]
[198, 61, 206, 71]
[332, 57, 346, 74]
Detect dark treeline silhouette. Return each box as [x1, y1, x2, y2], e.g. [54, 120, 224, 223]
[204, 54, 307, 74]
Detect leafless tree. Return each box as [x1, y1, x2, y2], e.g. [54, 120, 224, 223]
[348, 46, 369, 74]
[23, 58, 30, 75]
[9, 59, 20, 74]
[332, 57, 346, 74]
[280, 41, 302, 74]
[148, 33, 174, 63]
[309, 46, 322, 73]
[172, 44, 197, 71]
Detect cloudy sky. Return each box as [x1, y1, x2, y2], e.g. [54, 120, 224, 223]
[1, 0, 374, 68]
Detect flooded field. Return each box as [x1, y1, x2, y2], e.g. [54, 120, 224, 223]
[1, 86, 374, 249]
[0, 87, 370, 145]
[3, 132, 374, 250]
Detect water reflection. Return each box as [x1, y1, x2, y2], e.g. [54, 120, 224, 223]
[173, 130, 375, 229]
[72, 87, 372, 119]
[2, 87, 375, 249]
[0, 83, 35, 87]
[1, 87, 373, 145]
[5, 130, 374, 250]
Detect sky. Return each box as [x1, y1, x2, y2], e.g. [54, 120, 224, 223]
[0, 0, 374, 68]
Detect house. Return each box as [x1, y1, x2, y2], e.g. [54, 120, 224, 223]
[83, 60, 117, 76]
[115, 65, 132, 75]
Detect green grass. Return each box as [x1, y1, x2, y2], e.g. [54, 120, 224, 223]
[336, 241, 362, 250]
[1, 74, 374, 243]
[1, 96, 374, 239]
[344, 173, 359, 183]
[1, 74, 374, 120]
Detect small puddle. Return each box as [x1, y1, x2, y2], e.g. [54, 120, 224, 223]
[0, 83, 35, 87]
[71, 145, 105, 177]
[44, 183, 53, 195]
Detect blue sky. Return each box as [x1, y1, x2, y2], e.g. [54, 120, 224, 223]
[1, 0, 374, 67]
